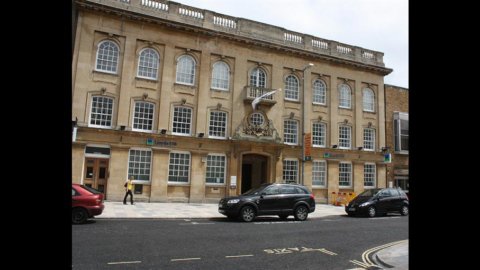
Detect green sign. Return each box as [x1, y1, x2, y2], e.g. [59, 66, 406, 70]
[146, 138, 154, 145]
[384, 153, 392, 163]
[323, 153, 331, 158]
[304, 156, 312, 161]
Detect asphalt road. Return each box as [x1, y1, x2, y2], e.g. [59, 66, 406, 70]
[72, 215, 408, 269]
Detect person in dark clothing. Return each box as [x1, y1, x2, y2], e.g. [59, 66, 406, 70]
[123, 175, 134, 205]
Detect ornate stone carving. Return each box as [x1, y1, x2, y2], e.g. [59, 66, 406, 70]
[233, 111, 281, 143]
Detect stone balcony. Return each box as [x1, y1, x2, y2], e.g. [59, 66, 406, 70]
[243, 86, 277, 108]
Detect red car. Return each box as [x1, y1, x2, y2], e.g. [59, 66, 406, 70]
[72, 184, 105, 224]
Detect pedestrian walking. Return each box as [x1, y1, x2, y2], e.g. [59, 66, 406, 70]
[123, 175, 134, 205]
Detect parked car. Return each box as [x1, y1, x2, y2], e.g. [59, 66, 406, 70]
[345, 188, 409, 217]
[218, 183, 315, 222]
[72, 184, 105, 224]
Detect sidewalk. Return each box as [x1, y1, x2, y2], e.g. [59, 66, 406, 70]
[96, 201, 407, 269]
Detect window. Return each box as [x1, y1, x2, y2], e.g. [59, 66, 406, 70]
[339, 162, 352, 187]
[128, 149, 152, 181]
[249, 113, 264, 126]
[363, 128, 375, 151]
[89, 96, 114, 128]
[363, 88, 375, 112]
[339, 125, 351, 149]
[312, 122, 326, 147]
[283, 159, 298, 184]
[208, 111, 227, 138]
[206, 154, 226, 184]
[394, 112, 409, 153]
[173, 106, 192, 135]
[95, 40, 119, 73]
[250, 67, 266, 88]
[137, 48, 159, 80]
[364, 163, 376, 187]
[168, 152, 191, 183]
[284, 119, 298, 145]
[133, 102, 155, 132]
[211, 62, 230, 90]
[338, 84, 351, 109]
[264, 186, 281, 195]
[176, 55, 196, 85]
[312, 160, 326, 187]
[313, 79, 326, 104]
[285, 75, 299, 101]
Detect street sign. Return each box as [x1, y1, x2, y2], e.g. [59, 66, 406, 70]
[384, 153, 392, 163]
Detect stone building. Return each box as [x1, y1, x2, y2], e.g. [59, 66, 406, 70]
[384, 84, 409, 193]
[72, 0, 393, 203]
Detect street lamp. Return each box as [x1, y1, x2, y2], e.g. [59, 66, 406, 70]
[301, 63, 314, 185]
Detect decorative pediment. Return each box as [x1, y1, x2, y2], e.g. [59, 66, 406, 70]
[233, 111, 281, 143]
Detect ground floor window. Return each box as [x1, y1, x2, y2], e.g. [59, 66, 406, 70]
[312, 160, 326, 187]
[168, 152, 191, 183]
[395, 177, 409, 191]
[206, 154, 226, 184]
[339, 162, 352, 187]
[283, 159, 298, 184]
[128, 149, 152, 181]
[364, 163, 376, 187]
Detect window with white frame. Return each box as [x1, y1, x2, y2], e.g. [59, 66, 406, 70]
[211, 62, 230, 90]
[338, 84, 351, 109]
[128, 149, 152, 181]
[168, 152, 191, 183]
[363, 88, 375, 112]
[132, 102, 155, 132]
[137, 48, 159, 80]
[363, 128, 375, 151]
[364, 163, 376, 187]
[208, 111, 227, 138]
[172, 106, 192, 135]
[339, 125, 351, 149]
[206, 154, 226, 184]
[339, 162, 352, 187]
[176, 55, 196, 85]
[95, 40, 119, 73]
[312, 160, 326, 187]
[249, 113, 265, 126]
[285, 75, 299, 101]
[250, 67, 266, 87]
[283, 159, 298, 184]
[313, 79, 326, 104]
[89, 96, 114, 128]
[283, 119, 298, 145]
[312, 122, 326, 147]
[394, 112, 409, 153]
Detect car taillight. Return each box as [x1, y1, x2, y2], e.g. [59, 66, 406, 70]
[310, 194, 315, 200]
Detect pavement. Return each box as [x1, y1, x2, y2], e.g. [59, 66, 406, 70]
[96, 201, 408, 269]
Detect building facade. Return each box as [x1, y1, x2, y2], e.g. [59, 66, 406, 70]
[72, 0, 393, 203]
[384, 84, 409, 193]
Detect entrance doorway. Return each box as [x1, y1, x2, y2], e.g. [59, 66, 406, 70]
[83, 158, 109, 198]
[241, 154, 268, 194]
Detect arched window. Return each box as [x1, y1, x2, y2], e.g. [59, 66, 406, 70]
[285, 75, 299, 101]
[249, 67, 266, 88]
[211, 62, 230, 90]
[137, 48, 159, 80]
[176, 55, 196, 85]
[363, 88, 375, 112]
[313, 79, 326, 104]
[338, 84, 351, 108]
[95, 40, 119, 73]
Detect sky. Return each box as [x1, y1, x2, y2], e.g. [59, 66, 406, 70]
[172, 0, 408, 88]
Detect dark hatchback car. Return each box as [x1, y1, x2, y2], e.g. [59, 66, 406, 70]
[345, 188, 409, 217]
[72, 184, 105, 224]
[218, 183, 315, 222]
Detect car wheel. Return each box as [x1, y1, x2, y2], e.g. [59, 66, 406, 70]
[400, 205, 409, 216]
[367, 206, 376, 218]
[240, 206, 256, 222]
[72, 208, 88, 224]
[294, 205, 308, 221]
[278, 215, 288, 220]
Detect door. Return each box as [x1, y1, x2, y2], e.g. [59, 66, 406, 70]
[83, 158, 109, 198]
[241, 164, 252, 194]
[258, 185, 283, 215]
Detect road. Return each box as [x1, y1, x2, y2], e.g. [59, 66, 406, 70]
[72, 215, 408, 269]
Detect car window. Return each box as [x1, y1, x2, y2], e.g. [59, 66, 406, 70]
[72, 188, 79, 196]
[359, 189, 381, 197]
[379, 189, 393, 197]
[79, 185, 102, 194]
[264, 186, 280, 195]
[390, 189, 401, 196]
[295, 187, 307, 194]
[280, 186, 296, 194]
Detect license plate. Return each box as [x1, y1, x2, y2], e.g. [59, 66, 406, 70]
[349, 207, 355, 211]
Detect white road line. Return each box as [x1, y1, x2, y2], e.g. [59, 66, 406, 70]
[107, 261, 141, 265]
[349, 259, 369, 268]
[318, 248, 337, 255]
[225, 254, 254, 258]
[171, 257, 201, 262]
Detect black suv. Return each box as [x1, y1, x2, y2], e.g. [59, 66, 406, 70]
[218, 183, 315, 222]
[345, 188, 409, 217]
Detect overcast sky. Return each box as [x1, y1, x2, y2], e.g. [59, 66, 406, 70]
[173, 0, 408, 88]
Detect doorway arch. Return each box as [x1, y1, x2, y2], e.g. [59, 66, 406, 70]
[241, 154, 269, 194]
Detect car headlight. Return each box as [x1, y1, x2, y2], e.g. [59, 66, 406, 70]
[359, 202, 371, 207]
[227, 199, 240, 204]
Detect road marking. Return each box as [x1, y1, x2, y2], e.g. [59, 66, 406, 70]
[350, 259, 369, 268]
[362, 239, 407, 267]
[179, 222, 215, 225]
[171, 257, 201, 262]
[107, 261, 141, 265]
[318, 248, 337, 255]
[225, 254, 254, 258]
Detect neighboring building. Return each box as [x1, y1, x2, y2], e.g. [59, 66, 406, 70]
[384, 84, 409, 193]
[72, 0, 393, 203]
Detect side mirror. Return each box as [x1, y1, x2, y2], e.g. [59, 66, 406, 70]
[260, 192, 266, 198]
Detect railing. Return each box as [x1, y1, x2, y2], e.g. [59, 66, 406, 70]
[245, 86, 275, 100]
[82, 0, 387, 68]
